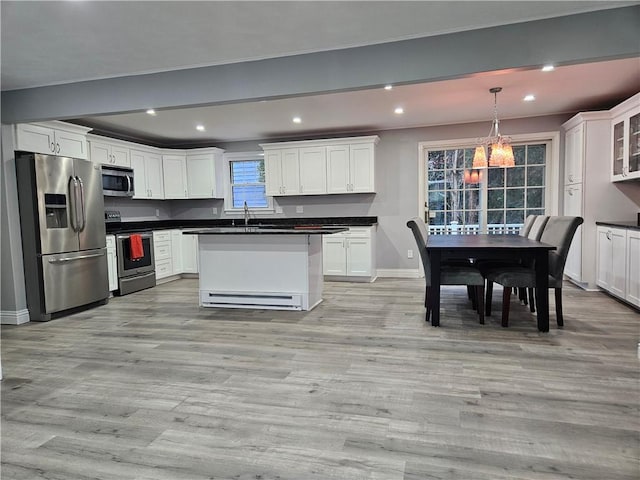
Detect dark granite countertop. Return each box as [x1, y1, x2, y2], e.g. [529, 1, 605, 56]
[595, 221, 640, 231]
[105, 216, 377, 234]
[184, 226, 348, 235]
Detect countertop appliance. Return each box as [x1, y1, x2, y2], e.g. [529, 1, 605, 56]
[101, 165, 134, 197]
[105, 210, 156, 295]
[15, 152, 109, 321]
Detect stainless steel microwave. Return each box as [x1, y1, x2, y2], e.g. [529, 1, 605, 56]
[101, 165, 134, 197]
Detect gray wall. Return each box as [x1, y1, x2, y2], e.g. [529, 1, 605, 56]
[112, 113, 638, 273]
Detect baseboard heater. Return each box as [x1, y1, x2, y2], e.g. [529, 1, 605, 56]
[200, 291, 303, 310]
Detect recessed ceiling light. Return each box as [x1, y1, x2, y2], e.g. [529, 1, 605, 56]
[384, 85, 393, 91]
[146, 109, 156, 115]
[196, 124, 205, 131]
[292, 116, 302, 124]
[541, 65, 555, 72]
[394, 107, 404, 114]
[523, 94, 536, 102]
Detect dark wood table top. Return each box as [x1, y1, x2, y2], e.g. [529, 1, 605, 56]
[426, 234, 555, 251]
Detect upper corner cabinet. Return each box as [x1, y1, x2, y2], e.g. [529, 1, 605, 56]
[610, 92, 640, 182]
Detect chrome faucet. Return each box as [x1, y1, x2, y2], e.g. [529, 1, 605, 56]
[243, 201, 250, 226]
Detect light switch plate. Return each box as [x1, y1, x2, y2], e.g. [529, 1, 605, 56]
[296, 205, 303, 214]
[212, 207, 218, 215]
[275, 205, 283, 214]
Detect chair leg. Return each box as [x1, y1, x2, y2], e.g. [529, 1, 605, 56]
[425, 286, 431, 323]
[486, 281, 493, 316]
[519, 287, 528, 305]
[555, 287, 564, 327]
[528, 288, 536, 313]
[476, 285, 485, 325]
[467, 285, 473, 300]
[501, 287, 511, 327]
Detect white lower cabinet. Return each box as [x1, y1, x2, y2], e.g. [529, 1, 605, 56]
[626, 229, 640, 307]
[181, 233, 199, 273]
[106, 235, 118, 292]
[153, 230, 174, 281]
[596, 225, 640, 308]
[322, 226, 376, 281]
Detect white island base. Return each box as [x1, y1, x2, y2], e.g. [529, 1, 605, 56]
[198, 234, 324, 311]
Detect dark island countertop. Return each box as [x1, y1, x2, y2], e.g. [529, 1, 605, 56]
[106, 216, 377, 234]
[595, 221, 640, 231]
[184, 226, 349, 235]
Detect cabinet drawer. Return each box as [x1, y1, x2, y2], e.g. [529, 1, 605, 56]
[345, 227, 372, 238]
[154, 242, 171, 260]
[155, 258, 173, 279]
[153, 231, 171, 242]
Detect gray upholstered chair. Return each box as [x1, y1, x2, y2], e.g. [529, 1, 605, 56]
[407, 217, 486, 324]
[520, 214, 539, 238]
[485, 216, 584, 327]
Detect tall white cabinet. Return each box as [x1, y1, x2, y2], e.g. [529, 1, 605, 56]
[562, 111, 637, 290]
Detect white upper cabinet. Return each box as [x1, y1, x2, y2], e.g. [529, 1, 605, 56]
[186, 148, 224, 198]
[162, 155, 188, 199]
[16, 121, 90, 159]
[261, 136, 378, 196]
[130, 149, 164, 200]
[327, 141, 376, 193]
[610, 92, 640, 182]
[564, 123, 584, 185]
[88, 137, 130, 167]
[298, 146, 327, 195]
[265, 148, 300, 196]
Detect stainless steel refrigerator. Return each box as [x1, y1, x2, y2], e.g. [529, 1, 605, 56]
[15, 152, 109, 321]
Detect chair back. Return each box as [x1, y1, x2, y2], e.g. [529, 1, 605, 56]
[539, 216, 584, 279]
[406, 217, 431, 278]
[519, 215, 538, 237]
[527, 215, 549, 241]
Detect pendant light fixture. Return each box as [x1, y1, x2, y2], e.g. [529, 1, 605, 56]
[473, 87, 515, 168]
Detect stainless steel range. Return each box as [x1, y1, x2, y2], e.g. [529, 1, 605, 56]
[105, 211, 156, 295]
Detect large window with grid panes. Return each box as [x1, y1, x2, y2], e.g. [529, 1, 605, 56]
[425, 142, 547, 234]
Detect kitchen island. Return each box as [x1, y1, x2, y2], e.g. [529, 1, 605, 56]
[185, 226, 348, 311]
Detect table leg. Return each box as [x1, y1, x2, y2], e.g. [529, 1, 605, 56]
[430, 250, 441, 327]
[534, 250, 549, 332]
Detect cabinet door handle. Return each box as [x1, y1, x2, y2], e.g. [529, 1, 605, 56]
[300, 185, 304, 193]
[56, 143, 60, 154]
[606, 231, 611, 240]
[50, 142, 55, 152]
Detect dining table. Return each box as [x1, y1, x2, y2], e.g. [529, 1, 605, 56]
[425, 234, 556, 332]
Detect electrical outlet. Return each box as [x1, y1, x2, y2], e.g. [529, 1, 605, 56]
[212, 207, 218, 215]
[155, 209, 160, 217]
[296, 205, 303, 214]
[407, 249, 414, 259]
[275, 205, 283, 214]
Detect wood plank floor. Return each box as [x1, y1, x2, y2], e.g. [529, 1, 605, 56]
[1, 278, 638, 480]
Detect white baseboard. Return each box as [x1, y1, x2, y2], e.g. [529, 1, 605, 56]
[376, 268, 422, 279]
[0, 309, 30, 325]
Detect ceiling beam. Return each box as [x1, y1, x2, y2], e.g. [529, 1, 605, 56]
[2, 6, 639, 124]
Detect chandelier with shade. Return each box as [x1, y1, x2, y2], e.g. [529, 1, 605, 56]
[472, 87, 515, 169]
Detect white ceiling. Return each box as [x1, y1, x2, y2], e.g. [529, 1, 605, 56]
[2, 1, 639, 144]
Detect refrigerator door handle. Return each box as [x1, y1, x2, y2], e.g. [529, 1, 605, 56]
[48, 251, 106, 264]
[77, 176, 86, 231]
[68, 176, 79, 232]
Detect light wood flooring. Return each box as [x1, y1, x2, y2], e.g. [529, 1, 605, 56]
[1, 278, 639, 480]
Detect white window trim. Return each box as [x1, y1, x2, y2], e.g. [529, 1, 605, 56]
[223, 151, 274, 214]
[417, 132, 560, 222]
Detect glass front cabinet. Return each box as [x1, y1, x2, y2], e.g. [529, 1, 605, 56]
[611, 92, 640, 182]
